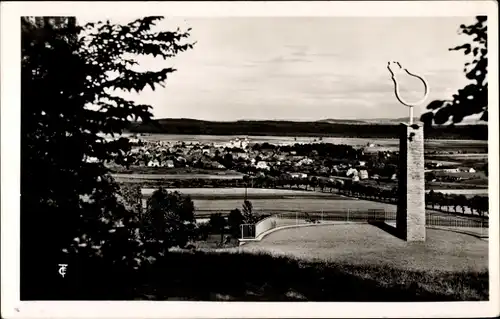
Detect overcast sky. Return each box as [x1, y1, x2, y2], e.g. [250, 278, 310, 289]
[82, 16, 477, 121]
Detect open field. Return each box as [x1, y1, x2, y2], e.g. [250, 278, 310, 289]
[434, 171, 487, 179]
[137, 134, 488, 153]
[143, 198, 392, 215]
[140, 188, 488, 220]
[139, 134, 406, 146]
[357, 178, 486, 192]
[427, 171, 488, 189]
[425, 159, 462, 166]
[429, 153, 489, 159]
[141, 187, 345, 198]
[426, 189, 489, 196]
[191, 199, 393, 214]
[427, 180, 488, 189]
[426, 153, 488, 170]
[141, 188, 395, 215]
[143, 186, 490, 203]
[108, 165, 243, 176]
[238, 224, 488, 272]
[358, 178, 488, 192]
[114, 173, 243, 181]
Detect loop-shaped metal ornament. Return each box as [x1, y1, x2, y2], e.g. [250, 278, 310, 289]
[387, 61, 429, 125]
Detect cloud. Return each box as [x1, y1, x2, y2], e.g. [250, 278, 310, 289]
[266, 55, 312, 63]
[109, 16, 476, 120]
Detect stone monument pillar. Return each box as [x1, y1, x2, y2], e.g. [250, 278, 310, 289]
[387, 61, 428, 242]
[397, 123, 426, 241]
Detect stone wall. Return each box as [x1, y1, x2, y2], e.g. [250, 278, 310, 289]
[397, 123, 426, 241]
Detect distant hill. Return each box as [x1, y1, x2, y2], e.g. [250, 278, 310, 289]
[363, 117, 421, 125]
[316, 118, 370, 125]
[318, 117, 487, 125]
[317, 118, 422, 125]
[126, 118, 488, 140]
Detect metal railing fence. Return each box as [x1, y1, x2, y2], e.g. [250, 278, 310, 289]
[239, 209, 489, 240]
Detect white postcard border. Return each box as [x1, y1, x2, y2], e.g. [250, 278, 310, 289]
[1, 1, 498, 318]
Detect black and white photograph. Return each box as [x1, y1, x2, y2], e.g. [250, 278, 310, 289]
[1, 1, 499, 318]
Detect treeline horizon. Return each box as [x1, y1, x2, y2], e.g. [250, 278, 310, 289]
[126, 176, 489, 218]
[126, 118, 488, 140]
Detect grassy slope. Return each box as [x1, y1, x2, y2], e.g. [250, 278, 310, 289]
[66, 250, 488, 301]
[149, 251, 488, 301]
[238, 225, 488, 272]
[54, 199, 487, 301]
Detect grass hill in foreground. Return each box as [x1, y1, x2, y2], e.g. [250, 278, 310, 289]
[50, 250, 488, 301]
[126, 118, 488, 140]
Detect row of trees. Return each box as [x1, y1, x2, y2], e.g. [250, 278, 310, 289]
[426, 190, 488, 217]
[131, 172, 489, 218]
[339, 183, 489, 217]
[138, 173, 378, 191]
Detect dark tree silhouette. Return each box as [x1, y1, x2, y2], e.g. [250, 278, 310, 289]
[242, 175, 250, 200]
[318, 178, 326, 191]
[120, 185, 144, 215]
[242, 200, 257, 224]
[21, 16, 193, 299]
[209, 213, 227, 244]
[425, 172, 437, 182]
[228, 208, 244, 237]
[223, 153, 234, 169]
[421, 16, 487, 125]
[145, 188, 196, 251]
[470, 195, 489, 217]
[455, 194, 468, 214]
